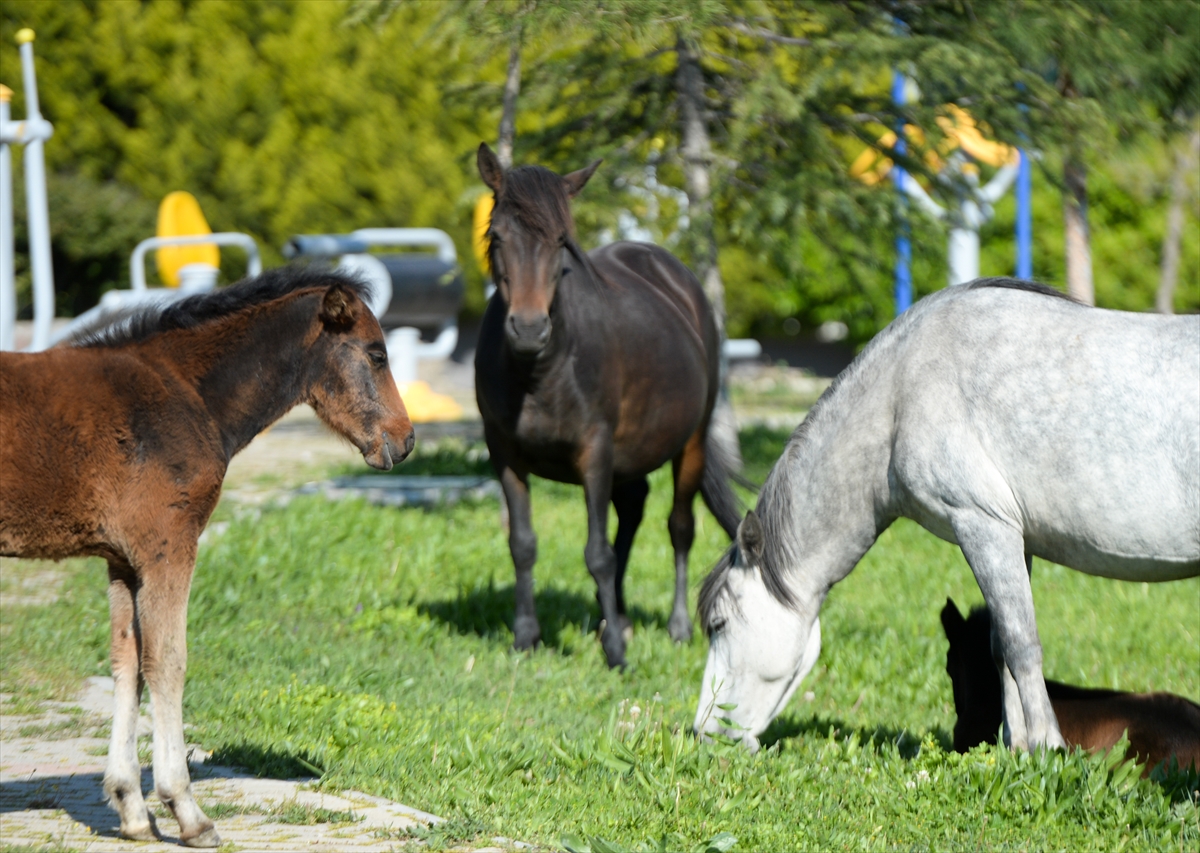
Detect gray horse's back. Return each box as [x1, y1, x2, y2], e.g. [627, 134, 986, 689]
[890, 280, 1199, 580]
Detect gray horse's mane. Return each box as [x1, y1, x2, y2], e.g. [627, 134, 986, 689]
[698, 278, 1074, 631]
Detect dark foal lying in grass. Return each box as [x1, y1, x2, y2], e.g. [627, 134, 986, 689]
[941, 598, 1200, 773]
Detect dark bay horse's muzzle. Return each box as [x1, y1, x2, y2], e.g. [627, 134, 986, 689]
[507, 312, 551, 356]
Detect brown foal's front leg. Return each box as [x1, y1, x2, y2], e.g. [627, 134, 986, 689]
[136, 547, 218, 848]
[579, 430, 625, 668]
[104, 559, 154, 841]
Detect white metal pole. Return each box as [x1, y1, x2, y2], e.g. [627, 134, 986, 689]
[0, 85, 14, 351]
[18, 31, 55, 351]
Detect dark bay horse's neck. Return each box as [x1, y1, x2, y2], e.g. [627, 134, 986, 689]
[764, 351, 900, 600]
[151, 293, 321, 462]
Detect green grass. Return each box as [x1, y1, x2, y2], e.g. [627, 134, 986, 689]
[2, 428, 1197, 850]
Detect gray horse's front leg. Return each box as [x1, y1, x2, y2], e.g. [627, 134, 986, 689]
[954, 516, 1065, 750]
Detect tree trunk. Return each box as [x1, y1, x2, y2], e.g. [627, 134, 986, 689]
[1158, 128, 1200, 314]
[675, 36, 725, 331]
[675, 35, 741, 472]
[1062, 156, 1094, 305]
[497, 40, 521, 171]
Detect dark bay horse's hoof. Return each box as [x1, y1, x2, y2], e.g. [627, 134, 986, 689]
[512, 616, 542, 651]
[668, 612, 693, 644]
[181, 826, 221, 848]
[598, 620, 628, 669]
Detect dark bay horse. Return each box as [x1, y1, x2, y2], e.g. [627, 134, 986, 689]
[0, 267, 413, 848]
[941, 599, 1200, 773]
[474, 143, 741, 669]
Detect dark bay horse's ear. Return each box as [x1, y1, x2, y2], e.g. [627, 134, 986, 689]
[941, 597, 965, 639]
[563, 159, 602, 198]
[320, 285, 358, 331]
[478, 143, 505, 194]
[736, 510, 764, 563]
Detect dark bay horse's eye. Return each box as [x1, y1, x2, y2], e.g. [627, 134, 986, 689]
[368, 349, 388, 369]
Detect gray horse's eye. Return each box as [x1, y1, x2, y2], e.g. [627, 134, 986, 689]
[709, 617, 727, 635]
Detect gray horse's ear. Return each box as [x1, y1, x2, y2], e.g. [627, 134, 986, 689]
[563, 159, 602, 198]
[478, 143, 504, 194]
[940, 597, 964, 638]
[737, 511, 764, 562]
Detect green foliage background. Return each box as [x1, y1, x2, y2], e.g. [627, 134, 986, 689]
[2, 0, 1197, 338]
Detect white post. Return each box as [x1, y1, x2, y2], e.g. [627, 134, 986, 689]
[0, 85, 14, 351]
[17, 31, 54, 351]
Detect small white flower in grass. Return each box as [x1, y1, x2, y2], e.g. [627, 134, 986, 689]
[630, 705, 641, 720]
[803, 691, 815, 702]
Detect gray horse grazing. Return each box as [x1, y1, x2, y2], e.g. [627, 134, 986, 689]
[695, 279, 1199, 752]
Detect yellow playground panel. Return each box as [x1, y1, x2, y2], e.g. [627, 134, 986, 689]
[156, 191, 219, 286]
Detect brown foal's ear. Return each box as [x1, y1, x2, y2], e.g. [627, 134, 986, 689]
[563, 159, 602, 198]
[478, 142, 505, 194]
[736, 510, 764, 563]
[941, 597, 964, 639]
[320, 285, 358, 330]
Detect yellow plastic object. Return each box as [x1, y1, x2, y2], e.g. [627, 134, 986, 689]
[850, 106, 1016, 184]
[15, 28, 35, 45]
[156, 191, 219, 287]
[472, 193, 494, 275]
[397, 380, 464, 423]
[935, 105, 1017, 168]
[0, 84, 11, 103]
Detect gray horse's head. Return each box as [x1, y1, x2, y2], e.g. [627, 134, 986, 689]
[694, 511, 821, 751]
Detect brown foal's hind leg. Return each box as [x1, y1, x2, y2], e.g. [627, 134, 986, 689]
[104, 559, 155, 842]
[136, 550, 218, 848]
[666, 431, 706, 643]
[611, 477, 649, 642]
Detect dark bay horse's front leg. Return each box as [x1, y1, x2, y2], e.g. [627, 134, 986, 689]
[580, 432, 626, 668]
[611, 477, 649, 641]
[104, 559, 155, 842]
[498, 465, 540, 650]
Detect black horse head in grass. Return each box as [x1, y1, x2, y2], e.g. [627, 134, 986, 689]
[477, 142, 601, 357]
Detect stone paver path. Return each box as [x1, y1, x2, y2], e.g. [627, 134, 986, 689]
[1, 677, 444, 852]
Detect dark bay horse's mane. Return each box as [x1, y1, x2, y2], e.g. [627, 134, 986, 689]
[493, 165, 576, 240]
[699, 277, 1075, 632]
[72, 266, 373, 349]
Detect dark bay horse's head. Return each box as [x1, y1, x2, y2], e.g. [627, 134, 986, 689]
[308, 282, 415, 470]
[477, 142, 602, 357]
[940, 598, 1003, 751]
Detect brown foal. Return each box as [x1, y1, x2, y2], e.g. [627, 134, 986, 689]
[0, 267, 413, 847]
[941, 598, 1200, 774]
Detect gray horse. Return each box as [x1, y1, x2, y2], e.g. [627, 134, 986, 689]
[695, 279, 1199, 752]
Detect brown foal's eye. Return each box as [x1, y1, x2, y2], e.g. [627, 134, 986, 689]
[368, 349, 388, 369]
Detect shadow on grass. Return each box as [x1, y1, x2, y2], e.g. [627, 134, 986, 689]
[419, 580, 671, 650]
[205, 743, 322, 780]
[759, 712, 954, 757]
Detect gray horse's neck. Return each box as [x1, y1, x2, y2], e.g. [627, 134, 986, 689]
[758, 314, 918, 601]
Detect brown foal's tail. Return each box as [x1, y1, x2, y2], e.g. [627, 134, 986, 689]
[701, 409, 747, 539]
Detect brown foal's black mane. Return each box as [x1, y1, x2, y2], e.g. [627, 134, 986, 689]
[73, 266, 373, 349]
[491, 165, 576, 241]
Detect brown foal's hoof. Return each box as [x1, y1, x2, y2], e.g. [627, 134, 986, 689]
[121, 824, 159, 843]
[181, 826, 221, 848]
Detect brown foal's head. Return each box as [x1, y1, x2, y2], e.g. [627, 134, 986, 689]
[478, 142, 601, 357]
[941, 598, 1004, 751]
[308, 283, 414, 470]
